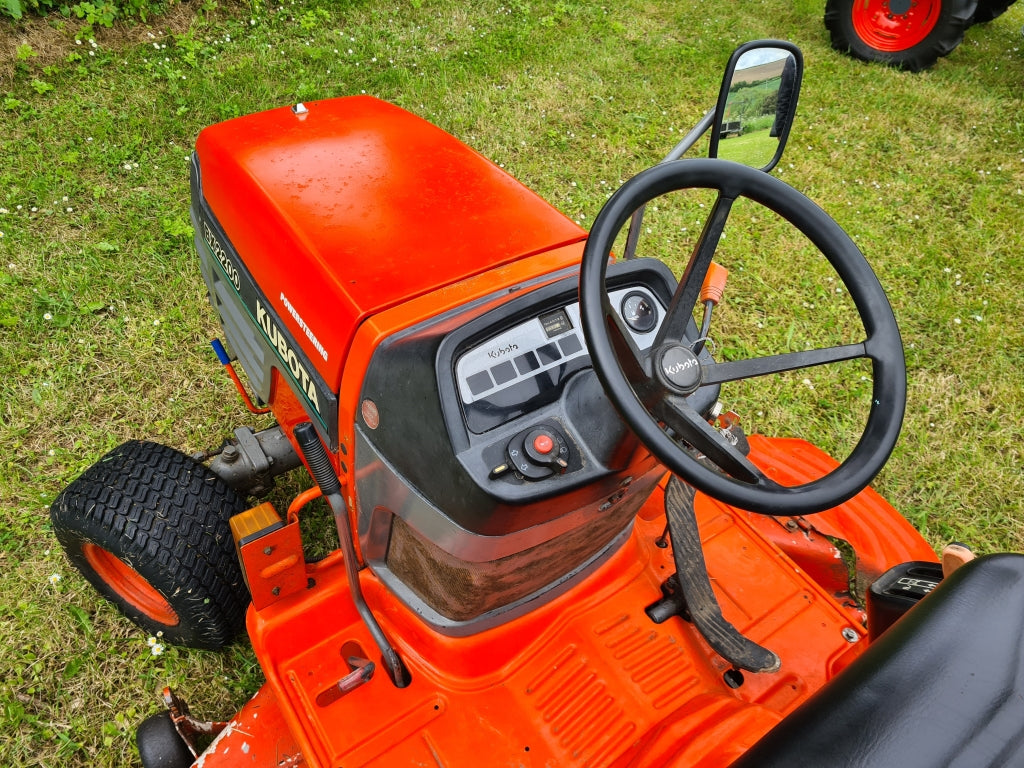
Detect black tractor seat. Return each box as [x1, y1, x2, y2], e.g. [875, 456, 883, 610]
[730, 553, 1024, 768]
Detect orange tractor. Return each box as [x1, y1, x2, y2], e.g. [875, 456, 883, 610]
[51, 41, 1024, 767]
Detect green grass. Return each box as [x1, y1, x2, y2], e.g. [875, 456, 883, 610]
[716, 126, 779, 166]
[1, 0, 1023, 764]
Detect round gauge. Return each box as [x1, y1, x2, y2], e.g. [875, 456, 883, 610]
[620, 291, 658, 333]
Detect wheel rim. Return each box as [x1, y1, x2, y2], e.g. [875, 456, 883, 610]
[852, 0, 942, 51]
[82, 542, 180, 626]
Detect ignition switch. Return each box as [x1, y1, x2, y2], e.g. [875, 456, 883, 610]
[495, 425, 570, 481]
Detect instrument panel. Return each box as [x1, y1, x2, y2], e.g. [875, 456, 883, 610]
[455, 286, 663, 434]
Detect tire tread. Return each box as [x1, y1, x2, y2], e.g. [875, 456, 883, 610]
[51, 441, 250, 649]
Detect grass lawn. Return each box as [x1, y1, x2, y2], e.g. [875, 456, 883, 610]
[1, 0, 1022, 765]
[716, 126, 778, 167]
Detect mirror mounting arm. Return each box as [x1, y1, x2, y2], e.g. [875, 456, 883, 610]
[622, 40, 803, 261]
[663, 107, 717, 164]
[623, 108, 716, 260]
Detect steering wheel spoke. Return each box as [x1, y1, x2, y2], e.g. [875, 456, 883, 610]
[655, 194, 735, 347]
[702, 342, 867, 386]
[605, 309, 651, 388]
[654, 394, 767, 485]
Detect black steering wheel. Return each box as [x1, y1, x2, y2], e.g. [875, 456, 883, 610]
[579, 158, 906, 516]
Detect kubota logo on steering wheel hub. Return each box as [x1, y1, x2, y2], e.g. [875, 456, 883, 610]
[658, 345, 702, 393]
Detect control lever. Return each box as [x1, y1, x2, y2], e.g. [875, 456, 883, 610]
[293, 422, 408, 688]
[692, 261, 729, 356]
[315, 656, 375, 706]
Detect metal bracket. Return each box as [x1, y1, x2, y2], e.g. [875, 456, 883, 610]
[162, 687, 228, 758]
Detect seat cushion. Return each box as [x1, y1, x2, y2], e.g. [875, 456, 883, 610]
[730, 553, 1024, 768]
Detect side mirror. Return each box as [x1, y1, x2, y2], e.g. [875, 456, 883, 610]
[709, 41, 803, 173]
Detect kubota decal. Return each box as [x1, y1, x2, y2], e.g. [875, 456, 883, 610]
[190, 157, 339, 448]
[256, 299, 322, 414]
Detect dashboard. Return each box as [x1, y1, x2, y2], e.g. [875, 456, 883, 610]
[357, 258, 720, 536]
[455, 285, 663, 435]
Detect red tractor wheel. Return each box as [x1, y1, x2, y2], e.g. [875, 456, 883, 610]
[825, 0, 978, 71]
[51, 440, 250, 649]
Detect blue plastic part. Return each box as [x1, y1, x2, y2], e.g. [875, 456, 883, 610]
[211, 338, 231, 365]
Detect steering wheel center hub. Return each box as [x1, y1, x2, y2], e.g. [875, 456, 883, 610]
[657, 345, 703, 393]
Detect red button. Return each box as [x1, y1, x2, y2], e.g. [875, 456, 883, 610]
[533, 434, 554, 454]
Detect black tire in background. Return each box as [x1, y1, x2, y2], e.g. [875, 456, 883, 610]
[825, 0, 979, 71]
[51, 440, 250, 650]
[136, 712, 195, 768]
[972, 0, 1018, 22]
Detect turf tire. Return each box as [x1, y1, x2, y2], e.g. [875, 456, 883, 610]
[51, 440, 250, 650]
[136, 711, 194, 768]
[825, 0, 978, 71]
[972, 0, 1018, 22]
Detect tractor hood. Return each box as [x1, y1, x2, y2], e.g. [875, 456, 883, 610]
[191, 96, 586, 393]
